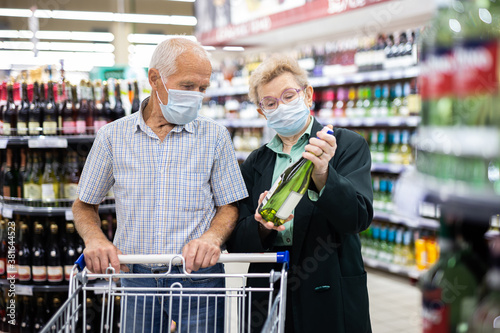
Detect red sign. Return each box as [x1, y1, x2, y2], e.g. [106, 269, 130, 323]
[196, 0, 393, 46]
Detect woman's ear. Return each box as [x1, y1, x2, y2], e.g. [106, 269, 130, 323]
[257, 108, 267, 119]
[305, 85, 314, 109]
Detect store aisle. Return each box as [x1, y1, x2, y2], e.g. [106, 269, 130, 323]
[367, 267, 422, 333]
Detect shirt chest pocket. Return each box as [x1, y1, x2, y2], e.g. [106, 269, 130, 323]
[173, 172, 210, 211]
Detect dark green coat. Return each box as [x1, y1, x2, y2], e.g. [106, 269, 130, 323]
[227, 119, 373, 333]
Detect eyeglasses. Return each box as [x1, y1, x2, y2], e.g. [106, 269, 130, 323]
[259, 88, 303, 113]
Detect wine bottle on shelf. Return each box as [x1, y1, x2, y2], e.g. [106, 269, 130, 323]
[47, 222, 63, 285]
[333, 87, 346, 118]
[4, 82, 17, 136]
[102, 81, 113, 123]
[63, 151, 80, 200]
[63, 223, 78, 283]
[43, 81, 58, 136]
[32, 222, 47, 284]
[41, 150, 60, 205]
[17, 223, 31, 284]
[24, 151, 42, 205]
[61, 82, 75, 135]
[86, 81, 95, 134]
[93, 81, 107, 132]
[0, 221, 6, 279]
[0, 82, 6, 135]
[76, 81, 88, 135]
[131, 80, 141, 113]
[259, 127, 334, 226]
[33, 296, 47, 331]
[20, 296, 33, 333]
[18, 82, 30, 136]
[28, 82, 42, 136]
[113, 80, 125, 120]
[2, 148, 17, 198]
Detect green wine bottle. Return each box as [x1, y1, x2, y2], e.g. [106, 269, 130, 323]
[258, 127, 334, 226]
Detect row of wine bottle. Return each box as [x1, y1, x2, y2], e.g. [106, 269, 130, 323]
[0, 79, 141, 137]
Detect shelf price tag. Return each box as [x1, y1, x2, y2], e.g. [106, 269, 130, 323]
[16, 285, 33, 296]
[2, 208, 13, 219]
[28, 137, 68, 148]
[0, 139, 8, 149]
[65, 210, 74, 221]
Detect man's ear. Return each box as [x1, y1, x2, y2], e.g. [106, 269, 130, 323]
[148, 69, 159, 91]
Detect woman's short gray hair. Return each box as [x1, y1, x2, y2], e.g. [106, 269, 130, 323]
[248, 54, 309, 105]
[149, 37, 209, 78]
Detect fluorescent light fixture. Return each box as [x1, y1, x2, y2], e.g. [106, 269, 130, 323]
[0, 8, 31, 17]
[1, 41, 114, 53]
[127, 33, 196, 44]
[222, 46, 245, 52]
[0, 30, 115, 42]
[203, 46, 216, 51]
[0, 8, 197, 26]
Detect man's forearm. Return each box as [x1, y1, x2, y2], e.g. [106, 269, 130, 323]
[72, 198, 107, 244]
[203, 202, 239, 247]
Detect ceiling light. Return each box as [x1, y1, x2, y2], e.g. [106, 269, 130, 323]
[0, 30, 115, 42]
[127, 34, 196, 44]
[0, 8, 31, 17]
[222, 46, 245, 52]
[1, 41, 114, 53]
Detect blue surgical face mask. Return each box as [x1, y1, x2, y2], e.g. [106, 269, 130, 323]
[266, 97, 310, 137]
[156, 77, 204, 125]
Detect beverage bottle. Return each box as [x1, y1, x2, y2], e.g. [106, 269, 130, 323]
[63, 223, 78, 283]
[86, 81, 95, 134]
[28, 82, 42, 136]
[379, 84, 390, 117]
[376, 129, 387, 163]
[258, 127, 334, 226]
[400, 130, 413, 165]
[0, 221, 6, 279]
[333, 87, 346, 118]
[401, 228, 415, 267]
[371, 87, 382, 117]
[31, 222, 47, 284]
[345, 87, 356, 118]
[41, 150, 60, 204]
[43, 81, 58, 135]
[19, 296, 33, 333]
[63, 151, 80, 200]
[24, 151, 42, 205]
[102, 81, 113, 123]
[393, 227, 404, 265]
[0, 82, 5, 136]
[17, 223, 31, 284]
[2, 149, 17, 198]
[17, 82, 30, 136]
[355, 86, 365, 117]
[420, 220, 481, 332]
[131, 80, 141, 113]
[363, 86, 373, 117]
[47, 222, 63, 284]
[17, 148, 27, 200]
[113, 80, 125, 120]
[33, 296, 47, 331]
[62, 82, 76, 135]
[318, 89, 334, 119]
[399, 81, 410, 117]
[93, 81, 107, 132]
[76, 81, 88, 135]
[4, 81, 17, 136]
[369, 129, 378, 162]
[389, 130, 402, 165]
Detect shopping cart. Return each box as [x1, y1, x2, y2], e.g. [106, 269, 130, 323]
[41, 252, 289, 333]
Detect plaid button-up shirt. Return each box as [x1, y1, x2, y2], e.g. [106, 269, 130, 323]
[78, 97, 248, 255]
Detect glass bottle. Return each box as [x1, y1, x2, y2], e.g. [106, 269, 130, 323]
[63, 223, 78, 283]
[31, 223, 47, 284]
[3, 82, 17, 136]
[131, 80, 141, 113]
[2, 149, 16, 198]
[0, 221, 6, 279]
[47, 222, 63, 284]
[41, 150, 60, 204]
[102, 81, 113, 123]
[63, 151, 80, 200]
[17, 81, 30, 136]
[19, 296, 33, 333]
[113, 80, 125, 120]
[43, 81, 58, 135]
[28, 82, 42, 136]
[17, 223, 31, 284]
[62, 82, 75, 135]
[24, 151, 42, 205]
[76, 81, 88, 135]
[33, 296, 47, 331]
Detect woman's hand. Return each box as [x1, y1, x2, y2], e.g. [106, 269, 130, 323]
[303, 124, 337, 191]
[254, 191, 289, 232]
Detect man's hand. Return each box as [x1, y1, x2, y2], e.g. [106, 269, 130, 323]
[83, 236, 129, 274]
[182, 236, 221, 273]
[255, 191, 290, 232]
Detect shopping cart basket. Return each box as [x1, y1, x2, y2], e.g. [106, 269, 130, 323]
[41, 252, 289, 333]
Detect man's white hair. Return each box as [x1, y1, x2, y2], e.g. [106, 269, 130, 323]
[149, 37, 210, 78]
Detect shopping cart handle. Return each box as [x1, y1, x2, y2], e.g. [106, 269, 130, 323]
[75, 251, 289, 271]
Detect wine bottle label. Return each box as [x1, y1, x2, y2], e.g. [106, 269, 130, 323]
[64, 184, 79, 200]
[76, 120, 86, 134]
[65, 265, 74, 281]
[276, 191, 302, 219]
[3, 123, 11, 136]
[18, 265, 31, 281]
[0, 259, 5, 275]
[6, 264, 18, 279]
[422, 288, 450, 332]
[43, 121, 58, 135]
[25, 183, 42, 200]
[48, 266, 63, 282]
[261, 176, 283, 207]
[42, 183, 56, 200]
[17, 122, 28, 136]
[63, 120, 76, 134]
[32, 265, 47, 281]
[29, 121, 40, 135]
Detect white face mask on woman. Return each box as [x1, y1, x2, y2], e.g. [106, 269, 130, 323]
[156, 76, 204, 125]
[266, 97, 310, 137]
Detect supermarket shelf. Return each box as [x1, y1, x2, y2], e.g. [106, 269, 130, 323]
[206, 67, 420, 97]
[0, 134, 96, 148]
[318, 116, 420, 128]
[373, 210, 439, 230]
[371, 163, 413, 174]
[363, 258, 423, 280]
[0, 280, 69, 294]
[217, 118, 267, 128]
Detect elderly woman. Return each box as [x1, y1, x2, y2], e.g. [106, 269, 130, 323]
[227, 54, 373, 333]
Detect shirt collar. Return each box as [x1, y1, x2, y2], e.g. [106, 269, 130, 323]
[266, 115, 314, 154]
[135, 96, 196, 134]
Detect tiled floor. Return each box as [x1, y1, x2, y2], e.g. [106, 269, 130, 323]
[367, 267, 422, 333]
